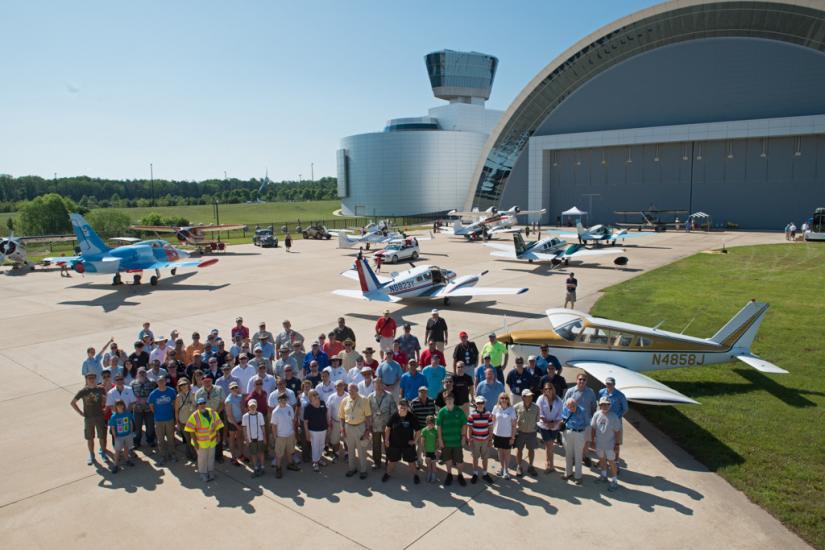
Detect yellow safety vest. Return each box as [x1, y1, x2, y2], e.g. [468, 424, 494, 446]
[184, 408, 224, 448]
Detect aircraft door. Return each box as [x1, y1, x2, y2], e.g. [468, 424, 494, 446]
[431, 268, 444, 284]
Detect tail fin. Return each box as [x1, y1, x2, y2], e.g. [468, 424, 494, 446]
[513, 232, 527, 256]
[338, 233, 354, 249]
[453, 220, 463, 233]
[70, 213, 110, 256]
[576, 220, 585, 236]
[710, 300, 769, 350]
[354, 258, 383, 292]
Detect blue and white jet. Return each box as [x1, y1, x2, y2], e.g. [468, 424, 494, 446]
[44, 213, 218, 286]
[485, 232, 628, 267]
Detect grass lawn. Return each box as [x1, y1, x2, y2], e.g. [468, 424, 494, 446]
[590, 243, 825, 547]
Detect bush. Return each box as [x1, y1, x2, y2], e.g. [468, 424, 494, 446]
[86, 210, 132, 239]
[18, 193, 76, 235]
[139, 212, 190, 227]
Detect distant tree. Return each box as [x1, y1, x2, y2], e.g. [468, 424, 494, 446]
[18, 193, 76, 235]
[139, 212, 190, 227]
[6, 217, 14, 233]
[86, 210, 131, 239]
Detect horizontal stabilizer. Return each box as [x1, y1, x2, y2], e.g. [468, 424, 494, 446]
[339, 269, 391, 284]
[735, 353, 788, 374]
[332, 289, 401, 302]
[570, 361, 699, 405]
[438, 286, 528, 298]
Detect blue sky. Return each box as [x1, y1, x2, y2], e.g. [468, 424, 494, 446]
[1, 0, 658, 181]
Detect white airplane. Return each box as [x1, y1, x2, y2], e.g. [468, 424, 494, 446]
[1, 233, 75, 270]
[332, 221, 404, 249]
[553, 220, 648, 246]
[444, 206, 547, 240]
[485, 232, 628, 267]
[333, 258, 528, 305]
[499, 300, 786, 405]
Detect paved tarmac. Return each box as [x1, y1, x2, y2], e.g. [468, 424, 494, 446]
[0, 228, 810, 549]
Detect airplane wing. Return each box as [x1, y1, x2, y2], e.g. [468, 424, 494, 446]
[332, 289, 402, 302]
[489, 227, 520, 236]
[735, 353, 788, 374]
[435, 285, 528, 298]
[568, 360, 698, 405]
[129, 225, 181, 233]
[198, 224, 247, 231]
[143, 258, 219, 270]
[483, 243, 515, 252]
[109, 237, 141, 244]
[42, 255, 81, 265]
[563, 247, 626, 259]
[339, 269, 392, 284]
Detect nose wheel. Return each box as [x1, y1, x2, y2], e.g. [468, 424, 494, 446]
[150, 268, 161, 286]
[171, 268, 177, 276]
[112, 274, 123, 285]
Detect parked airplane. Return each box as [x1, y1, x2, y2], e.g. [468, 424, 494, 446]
[44, 214, 218, 286]
[333, 258, 528, 304]
[485, 232, 628, 267]
[129, 222, 247, 253]
[444, 206, 547, 241]
[614, 207, 688, 232]
[1, 233, 75, 270]
[498, 300, 786, 405]
[552, 220, 650, 246]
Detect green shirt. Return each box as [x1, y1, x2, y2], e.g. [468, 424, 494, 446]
[480, 341, 507, 367]
[421, 426, 438, 453]
[436, 406, 467, 448]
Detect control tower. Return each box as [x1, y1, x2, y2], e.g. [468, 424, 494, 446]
[425, 50, 498, 105]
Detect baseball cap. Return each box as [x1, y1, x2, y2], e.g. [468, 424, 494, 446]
[459, 331, 468, 338]
[403, 323, 412, 329]
[236, 316, 243, 322]
[599, 397, 611, 405]
[383, 309, 390, 314]
[196, 396, 207, 404]
[431, 309, 439, 314]
[229, 381, 239, 389]
[521, 389, 534, 397]
[605, 377, 616, 385]
[361, 366, 372, 374]
[474, 395, 486, 403]
[84, 372, 97, 378]
[488, 332, 496, 338]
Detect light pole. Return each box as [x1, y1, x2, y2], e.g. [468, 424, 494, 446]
[150, 163, 155, 206]
[310, 163, 314, 181]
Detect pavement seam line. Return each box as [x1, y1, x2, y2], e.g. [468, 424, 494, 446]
[0, 472, 98, 510]
[402, 484, 488, 549]
[0, 351, 64, 391]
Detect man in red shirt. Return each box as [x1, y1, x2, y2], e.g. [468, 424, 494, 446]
[419, 340, 446, 367]
[231, 316, 249, 342]
[362, 347, 380, 372]
[323, 331, 344, 358]
[388, 340, 408, 372]
[375, 310, 397, 359]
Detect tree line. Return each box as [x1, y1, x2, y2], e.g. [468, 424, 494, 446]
[0, 175, 338, 212]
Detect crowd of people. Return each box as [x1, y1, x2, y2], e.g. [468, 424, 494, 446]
[73, 311, 628, 490]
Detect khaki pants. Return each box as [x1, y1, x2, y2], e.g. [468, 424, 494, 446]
[155, 420, 175, 458]
[343, 423, 369, 473]
[564, 429, 585, 479]
[434, 341, 445, 352]
[196, 445, 215, 476]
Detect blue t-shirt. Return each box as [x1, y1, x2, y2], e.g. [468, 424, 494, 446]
[400, 371, 428, 401]
[475, 380, 505, 412]
[147, 387, 177, 422]
[225, 393, 243, 421]
[108, 411, 134, 437]
[376, 360, 402, 385]
[422, 365, 446, 399]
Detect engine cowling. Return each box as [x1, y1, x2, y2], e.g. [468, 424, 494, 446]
[74, 261, 86, 273]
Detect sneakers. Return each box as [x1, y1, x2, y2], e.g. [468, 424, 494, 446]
[207, 473, 216, 481]
[286, 463, 301, 472]
[359, 472, 367, 480]
[562, 474, 573, 481]
[574, 477, 583, 485]
[98, 448, 106, 458]
[413, 474, 421, 485]
[444, 473, 453, 486]
[312, 462, 320, 473]
[497, 468, 505, 477]
[382, 473, 390, 483]
[87, 455, 94, 466]
[271, 458, 278, 467]
[608, 480, 619, 492]
[346, 470, 357, 477]
[457, 474, 466, 487]
[527, 466, 538, 476]
[275, 467, 283, 479]
[482, 473, 494, 484]
[583, 456, 593, 467]
[516, 467, 524, 477]
[110, 464, 119, 474]
[597, 475, 608, 483]
[125, 459, 135, 467]
[502, 472, 511, 480]
[470, 474, 479, 484]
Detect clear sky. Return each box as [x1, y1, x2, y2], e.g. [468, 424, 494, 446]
[1, 0, 659, 182]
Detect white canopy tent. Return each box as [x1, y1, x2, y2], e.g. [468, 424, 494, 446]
[560, 206, 588, 226]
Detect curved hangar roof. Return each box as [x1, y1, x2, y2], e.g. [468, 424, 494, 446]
[463, 0, 825, 210]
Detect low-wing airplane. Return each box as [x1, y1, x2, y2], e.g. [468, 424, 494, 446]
[44, 213, 218, 286]
[1, 233, 75, 270]
[614, 207, 688, 232]
[551, 220, 650, 246]
[444, 206, 547, 241]
[485, 232, 628, 267]
[333, 258, 528, 304]
[129, 222, 247, 252]
[498, 300, 786, 405]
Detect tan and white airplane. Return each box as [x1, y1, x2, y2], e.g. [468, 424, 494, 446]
[498, 300, 786, 405]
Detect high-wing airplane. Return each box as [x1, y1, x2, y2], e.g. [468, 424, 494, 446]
[551, 220, 652, 246]
[498, 300, 786, 405]
[444, 206, 547, 241]
[485, 232, 628, 267]
[333, 258, 528, 304]
[44, 213, 218, 286]
[335, 224, 406, 249]
[614, 207, 688, 232]
[129, 222, 247, 252]
[1, 233, 75, 270]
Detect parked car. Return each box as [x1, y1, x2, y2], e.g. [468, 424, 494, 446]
[253, 226, 278, 247]
[301, 224, 333, 240]
[373, 239, 420, 264]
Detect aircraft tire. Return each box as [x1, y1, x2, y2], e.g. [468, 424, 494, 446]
[150, 275, 158, 286]
[528, 259, 534, 263]
[113, 274, 122, 286]
[411, 251, 419, 260]
[391, 255, 398, 264]
[171, 268, 177, 275]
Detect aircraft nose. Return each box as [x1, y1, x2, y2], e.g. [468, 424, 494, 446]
[178, 248, 189, 258]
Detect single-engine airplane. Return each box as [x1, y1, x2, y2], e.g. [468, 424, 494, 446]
[1, 233, 75, 270]
[614, 207, 688, 232]
[129, 222, 247, 253]
[44, 214, 218, 286]
[551, 220, 650, 246]
[333, 258, 528, 304]
[498, 300, 786, 405]
[444, 206, 547, 241]
[485, 232, 628, 267]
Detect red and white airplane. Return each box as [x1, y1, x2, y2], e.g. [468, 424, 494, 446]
[444, 206, 546, 240]
[129, 223, 247, 253]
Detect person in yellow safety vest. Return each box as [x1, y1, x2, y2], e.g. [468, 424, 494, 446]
[185, 397, 224, 482]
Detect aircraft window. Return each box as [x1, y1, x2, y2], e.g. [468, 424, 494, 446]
[556, 320, 582, 341]
[416, 276, 423, 282]
[423, 272, 432, 280]
[575, 326, 608, 345]
[635, 337, 653, 348]
[613, 334, 634, 347]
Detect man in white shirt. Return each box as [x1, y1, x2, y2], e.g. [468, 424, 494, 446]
[324, 356, 347, 384]
[347, 359, 367, 386]
[325, 380, 347, 463]
[315, 370, 336, 403]
[274, 346, 298, 380]
[357, 367, 375, 396]
[242, 400, 266, 477]
[247, 363, 277, 394]
[149, 336, 169, 366]
[106, 373, 136, 412]
[268, 378, 298, 410]
[270, 394, 300, 476]
[231, 354, 257, 391]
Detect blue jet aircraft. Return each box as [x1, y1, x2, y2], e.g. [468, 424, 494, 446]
[45, 213, 218, 286]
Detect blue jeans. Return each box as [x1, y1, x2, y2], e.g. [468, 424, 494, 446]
[133, 408, 156, 446]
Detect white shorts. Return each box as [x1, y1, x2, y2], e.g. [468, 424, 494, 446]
[595, 447, 616, 461]
[379, 337, 394, 353]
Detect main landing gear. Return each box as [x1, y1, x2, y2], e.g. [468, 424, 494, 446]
[149, 269, 161, 286]
[113, 274, 123, 285]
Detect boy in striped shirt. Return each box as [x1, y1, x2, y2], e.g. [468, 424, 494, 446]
[465, 395, 494, 484]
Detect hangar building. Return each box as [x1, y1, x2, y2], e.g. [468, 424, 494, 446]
[463, 0, 825, 229]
